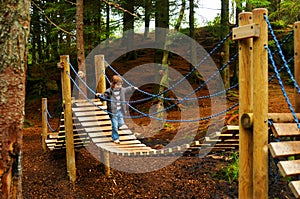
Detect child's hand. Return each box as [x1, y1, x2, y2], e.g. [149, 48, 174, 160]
[134, 87, 138, 90]
[95, 93, 101, 97]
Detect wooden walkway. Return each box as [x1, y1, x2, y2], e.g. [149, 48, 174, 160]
[269, 121, 300, 198]
[44, 99, 240, 156]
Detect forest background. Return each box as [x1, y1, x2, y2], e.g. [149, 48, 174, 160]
[1, 0, 300, 198]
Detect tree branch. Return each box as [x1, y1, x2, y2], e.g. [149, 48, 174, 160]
[32, 1, 75, 36]
[102, 0, 139, 18]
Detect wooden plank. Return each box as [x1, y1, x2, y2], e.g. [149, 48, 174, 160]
[87, 130, 132, 138]
[271, 123, 300, 137]
[221, 125, 239, 133]
[80, 120, 111, 127]
[73, 110, 107, 117]
[269, 141, 300, 158]
[72, 106, 107, 112]
[277, 160, 300, 177]
[85, 126, 112, 132]
[232, 23, 260, 40]
[73, 99, 101, 103]
[74, 101, 102, 107]
[268, 113, 300, 123]
[76, 115, 110, 122]
[205, 137, 239, 142]
[91, 135, 136, 143]
[289, 181, 300, 199]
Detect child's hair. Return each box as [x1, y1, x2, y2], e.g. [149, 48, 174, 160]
[110, 75, 123, 88]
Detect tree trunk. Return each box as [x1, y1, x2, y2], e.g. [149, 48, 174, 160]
[122, 1, 136, 60]
[144, 0, 152, 39]
[76, 0, 87, 98]
[105, 2, 110, 46]
[221, 0, 230, 89]
[175, 0, 186, 31]
[0, 0, 31, 198]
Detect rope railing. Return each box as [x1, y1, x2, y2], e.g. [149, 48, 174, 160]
[103, 30, 234, 103]
[266, 46, 300, 129]
[104, 51, 238, 102]
[43, 100, 62, 132]
[264, 15, 300, 93]
[67, 70, 239, 122]
[68, 50, 238, 105]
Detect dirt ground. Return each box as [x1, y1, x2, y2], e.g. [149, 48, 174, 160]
[21, 74, 297, 199]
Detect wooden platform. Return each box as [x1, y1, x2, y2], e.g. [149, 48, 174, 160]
[269, 121, 300, 198]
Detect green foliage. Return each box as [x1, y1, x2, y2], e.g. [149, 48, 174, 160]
[247, 0, 271, 8]
[213, 152, 239, 184]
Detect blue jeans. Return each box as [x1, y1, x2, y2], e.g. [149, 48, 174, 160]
[109, 110, 125, 141]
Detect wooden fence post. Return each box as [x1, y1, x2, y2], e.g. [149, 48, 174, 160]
[238, 12, 254, 199]
[95, 55, 110, 176]
[60, 55, 76, 182]
[252, 8, 268, 199]
[295, 22, 300, 112]
[95, 55, 106, 99]
[41, 98, 48, 152]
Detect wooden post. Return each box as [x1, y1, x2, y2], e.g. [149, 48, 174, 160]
[41, 98, 48, 152]
[95, 55, 110, 176]
[295, 22, 300, 112]
[95, 55, 106, 104]
[60, 55, 76, 182]
[252, 8, 268, 199]
[238, 12, 254, 199]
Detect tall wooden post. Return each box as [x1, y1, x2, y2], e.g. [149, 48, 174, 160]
[95, 55, 110, 176]
[238, 12, 254, 199]
[95, 55, 106, 99]
[252, 8, 268, 199]
[295, 22, 300, 112]
[41, 98, 48, 152]
[60, 55, 76, 182]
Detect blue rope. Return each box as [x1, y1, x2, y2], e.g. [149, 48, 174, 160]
[264, 15, 300, 93]
[103, 30, 233, 103]
[266, 46, 300, 129]
[268, 56, 294, 82]
[105, 52, 238, 102]
[44, 107, 61, 132]
[68, 51, 237, 104]
[67, 71, 237, 122]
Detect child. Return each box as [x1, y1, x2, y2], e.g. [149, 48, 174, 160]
[96, 75, 137, 144]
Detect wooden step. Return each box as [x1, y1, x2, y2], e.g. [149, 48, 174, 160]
[72, 106, 107, 112]
[74, 101, 102, 107]
[76, 115, 110, 122]
[220, 125, 239, 133]
[277, 160, 300, 177]
[73, 111, 107, 117]
[79, 120, 111, 127]
[271, 123, 300, 137]
[289, 181, 300, 198]
[269, 141, 300, 158]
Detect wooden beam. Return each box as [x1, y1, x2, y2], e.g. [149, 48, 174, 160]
[252, 8, 269, 199]
[238, 11, 254, 199]
[268, 113, 300, 123]
[42, 98, 48, 152]
[95, 55, 106, 106]
[295, 22, 300, 112]
[61, 55, 76, 182]
[289, 181, 300, 198]
[232, 23, 260, 40]
[270, 123, 300, 137]
[269, 141, 300, 158]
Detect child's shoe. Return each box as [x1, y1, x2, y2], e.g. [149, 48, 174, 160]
[113, 139, 120, 144]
